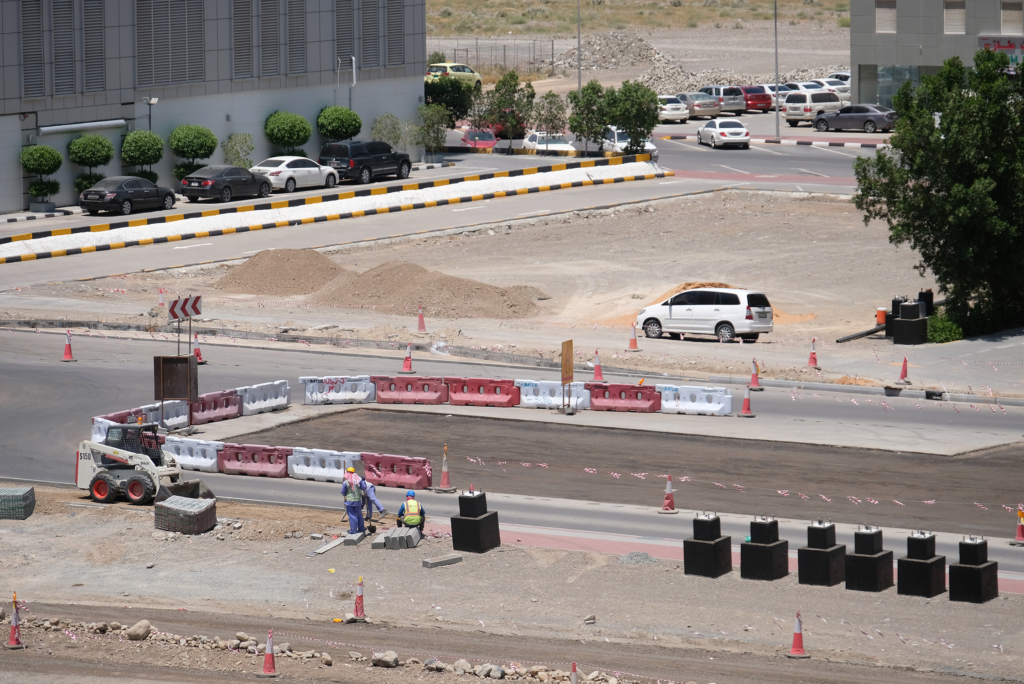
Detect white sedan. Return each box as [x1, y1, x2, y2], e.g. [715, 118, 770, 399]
[249, 156, 337, 193]
[603, 126, 659, 160]
[522, 131, 576, 152]
[697, 119, 750, 149]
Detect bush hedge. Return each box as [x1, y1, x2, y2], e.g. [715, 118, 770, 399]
[316, 106, 361, 142]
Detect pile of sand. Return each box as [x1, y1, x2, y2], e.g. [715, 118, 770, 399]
[215, 249, 344, 296]
[312, 262, 547, 319]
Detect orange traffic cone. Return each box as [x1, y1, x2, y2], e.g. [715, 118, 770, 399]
[5, 592, 25, 650]
[807, 337, 819, 369]
[570, 663, 578, 684]
[157, 289, 165, 307]
[256, 628, 278, 677]
[626, 325, 641, 352]
[436, 444, 456, 493]
[737, 385, 755, 418]
[398, 343, 415, 374]
[193, 333, 206, 365]
[417, 304, 427, 333]
[353, 576, 366, 620]
[659, 476, 679, 514]
[593, 350, 605, 382]
[750, 358, 763, 391]
[61, 330, 76, 362]
[1012, 508, 1024, 547]
[785, 610, 810, 659]
[895, 355, 911, 385]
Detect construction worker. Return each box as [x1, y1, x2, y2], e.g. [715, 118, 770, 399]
[363, 480, 388, 522]
[396, 490, 425, 533]
[340, 467, 367, 535]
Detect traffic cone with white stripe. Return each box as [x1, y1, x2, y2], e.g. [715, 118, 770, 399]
[193, 333, 206, 365]
[436, 444, 456, 493]
[895, 355, 911, 385]
[750, 358, 763, 391]
[658, 476, 679, 514]
[353, 576, 366, 621]
[593, 350, 605, 381]
[256, 629, 277, 677]
[5, 592, 25, 650]
[417, 304, 427, 333]
[737, 385, 755, 418]
[626, 324, 641, 352]
[61, 330, 76, 362]
[157, 289, 165, 307]
[570, 663, 578, 684]
[807, 337, 820, 370]
[785, 610, 810, 658]
[398, 343, 415, 374]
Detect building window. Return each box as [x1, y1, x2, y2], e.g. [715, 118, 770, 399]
[52, 0, 76, 95]
[943, 1, 965, 34]
[336, 0, 354, 65]
[137, 0, 205, 87]
[362, 0, 379, 68]
[876, 0, 897, 33]
[233, 0, 253, 79]
[287, 0, 306, 74]
[1003, 2, 1024, 34]
[83, 0, 106, 92]
[386, 0, 403, 66]
[21, 0, 45, 98]
[261, 0, 280, 77]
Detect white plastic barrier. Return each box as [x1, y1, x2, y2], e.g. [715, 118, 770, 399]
[237, 380, 291, 416]
[162, 436, 223, 472]
[299, 375, 376, 405]
[514, 380, 591, 410]
[137, 400, 190, 429]
[656, 385, 733, 416]
[91, 416, 116, 442]
[287, 448, 362, 483]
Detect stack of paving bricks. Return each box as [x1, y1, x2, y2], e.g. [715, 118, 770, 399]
[372, 526, 422, 550]
[0, 486, 35, 520]
[154, 496, 217, 535]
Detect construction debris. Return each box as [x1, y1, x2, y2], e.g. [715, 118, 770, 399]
[553, 31, 670, 71]
[636, 64, 849, 94]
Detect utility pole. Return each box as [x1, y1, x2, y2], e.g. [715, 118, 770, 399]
[774, 0, 781, 140]
[577, 0, 582, 92]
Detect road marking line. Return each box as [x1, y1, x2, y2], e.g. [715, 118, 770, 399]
[717, 165, 751, 174]
[659, 139, 708, 152]
[808, 144, 859, 158]
[658, 180, 685, 185]
[516, 210, 551, 216]
[452, 206, 484, 212]
[794, 168, 829, 177]
[172, 243, 212, 249]
[747, 144, 787, 156]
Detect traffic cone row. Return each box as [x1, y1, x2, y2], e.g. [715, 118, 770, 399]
[417, 304, 427, 333]
[807, 337, 819, 370]
[749, 358, 763, 391]
[398, 343, 414, 374]
[626, 325, 641, 352]
[658, 476, 679, 514]
[592, 350, 604, 382]
[193, 333, 206, 365]
[61, 330, 76, 362]
[5, 592, 25, 650]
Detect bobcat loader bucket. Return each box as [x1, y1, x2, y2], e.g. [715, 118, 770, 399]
[156, 479, 215, 503]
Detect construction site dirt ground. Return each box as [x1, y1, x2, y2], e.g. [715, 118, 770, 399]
[1, 485, 1021, 684]
[1, 191, 950, 391]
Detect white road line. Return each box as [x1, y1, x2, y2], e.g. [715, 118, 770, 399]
[717, 165, 751, 174]
[516, 210, 551, 216]
[660, 139, 708, 152]
[796, 186, 804, 191]
[747, 144, 787, 156]
[173, 243, 212, 249]
[452, 206, 485, 212]
[658, 180, 685, 185]
[794, 168, 829, 177]
[808, 145, 859, 158]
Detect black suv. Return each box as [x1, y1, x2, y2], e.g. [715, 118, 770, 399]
[318, 141, 412, 185]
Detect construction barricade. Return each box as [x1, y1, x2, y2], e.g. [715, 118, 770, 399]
[584, 383, 662, 413]
[287, 448, 362, 483]
[163, 437, 222, 472]
[656, 385, 733, 416]
[138, 400, 190, 429]
[514, 380, 592, 410]
[370, 376, 449, 405]
[191, 389, 243, 426]
[218, 444, 292, 478]
[91, 416, 117, 442]
[299, 375, 376, 405]
[237, 380, 291, 415]
[444, 377, 520, 408]
[362, 453, 432, 489]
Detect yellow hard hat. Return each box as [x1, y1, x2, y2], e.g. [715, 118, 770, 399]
[346, 467, 356, 473]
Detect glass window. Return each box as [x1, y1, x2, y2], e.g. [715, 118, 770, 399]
[322, 144, 349, 157]
[124, 180, 141, 189]
[720, 121, 744, 128]
[724, 87, 742, 96]
[1003, 1, 1023, 34]
[90, 178, 125, 191]
[862, 65, 940, 107]
[876, 0, 897, 33]
[719, 293, 741, 305]
[287, 160, 305, 168]
[670, 292, 698, 306]
[696, 291, 717, 305]
[660, 96, 682, 104]
[786, 93, 807, 103]
[255, 159, 283, 167]
[742, 86, 765, 94]
[747, 293, 771, 308]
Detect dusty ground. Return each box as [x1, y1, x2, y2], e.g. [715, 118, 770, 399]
[1, 486, 1020, 684]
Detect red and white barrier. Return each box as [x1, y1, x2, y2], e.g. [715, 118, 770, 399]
[301, 375, 375, 404]
[444, 377, 520, 408]
[585, 382, 661, 413]
[371, 376, 449, 405]
[219, 444, 292, 478]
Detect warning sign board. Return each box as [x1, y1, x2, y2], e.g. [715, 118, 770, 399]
[561, 340, 573, 385]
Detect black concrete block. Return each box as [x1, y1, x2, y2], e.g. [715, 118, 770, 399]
[897, 555, 946, 597]
[958, 539, 988, 566]
[906, 534, 936, 561]
[750, 519, 779, 545]
[854, 528, 884, 555]
[458, 492, 488, 518]
[807, 523, 836, 550]
[451, 510, 500, 554]
[692, 515, 721, 542]
[741, 540, 789, 580]
[845, 551, 894, 592]
[798, 545, 846, 586]
[683, 536, 732, 578]
[894, 317, 928, 345]
[949, 562, 999, 603]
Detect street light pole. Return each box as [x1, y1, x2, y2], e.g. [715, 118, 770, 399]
[144, 96, 158, 131]
[774, 0, 780, 140]
[577, 0, 582, 92]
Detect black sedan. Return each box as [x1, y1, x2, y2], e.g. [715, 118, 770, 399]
[180, 165, 272, 202]
[813, 104, 897, 133]
[317, 141, 411, 184]
[79, 176, 176, 216]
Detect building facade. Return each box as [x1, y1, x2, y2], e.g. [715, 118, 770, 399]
[851, 0, 1023, 106]
[0, 0, 426, 212]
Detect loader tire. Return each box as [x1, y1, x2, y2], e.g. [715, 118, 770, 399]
[125, 474, 156, 505]
[89, 473, 119, 503]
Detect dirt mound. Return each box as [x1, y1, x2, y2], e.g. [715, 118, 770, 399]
[312, 262, 547, 319]
[637, 64, 848, 94]
[648, 281, 735, 306]
[215, 249, 344, 296]
[554, 31, 669, 71]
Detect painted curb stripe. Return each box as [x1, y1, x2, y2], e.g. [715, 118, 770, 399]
[658, 135, 887, 149]
[0, 155, 648, 248]
[0, 169, 664, 264]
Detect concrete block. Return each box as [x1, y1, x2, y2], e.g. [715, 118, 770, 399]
[385, 527, 401, 550]
[398, 528, 411, 549]
[423, 553, 463, 569]
[343, 530, 366, 546]
[371, 533, 388, 550]
[406, 526, 421, 548]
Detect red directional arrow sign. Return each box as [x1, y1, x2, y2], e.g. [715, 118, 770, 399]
[168, 295, 202, 321]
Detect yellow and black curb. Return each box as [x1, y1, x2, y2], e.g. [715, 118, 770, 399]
[445, 146, 640, 157]
[1, 157, 664, 265]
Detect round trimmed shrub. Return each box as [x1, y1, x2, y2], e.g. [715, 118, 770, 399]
[20, 145, 63, 176]
[74, 172, 107, 194]
[169, 124, 217, 179]
[316, 106, 361, 142]
[68, 134, 114, 172]
[266, 111, 313, 149]
[121, 130, 164, 168]
[130, 170, 159, 184]
[29, 180, 61, 201]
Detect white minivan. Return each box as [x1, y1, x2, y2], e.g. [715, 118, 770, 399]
[635, 288, 773, 342]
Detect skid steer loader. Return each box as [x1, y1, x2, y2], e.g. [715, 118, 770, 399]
[76, 423, 214, 505]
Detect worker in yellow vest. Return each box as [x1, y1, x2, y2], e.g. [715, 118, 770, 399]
[397, 490, 425, 533]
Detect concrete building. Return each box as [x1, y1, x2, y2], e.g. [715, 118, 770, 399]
[852, 0, 1024, 105]
[0, 0, 426, 213]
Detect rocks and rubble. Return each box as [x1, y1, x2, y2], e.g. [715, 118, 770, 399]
[553, 31, 670, 71]
[636, 63, 849, 94]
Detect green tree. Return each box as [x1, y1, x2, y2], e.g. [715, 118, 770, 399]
[121, 130, 164, 183]
[488, 70, 535, 151]
[169, 124, 218, 180]
[854, 49, 1024, 336]
[532, 91, 568, 152]
[428, 50, 447, 65]
[221, 132, 255, 168]
[20, 145, 63, 202]
[264, 111, 313, 157]
[416, 103, 450, 159]
[317, 106, 362, 142]
[425, 76, 474, 127]
[567, 80, 609, 154]
[372, 112, 403, 149]
[605, 80, 659, 155]
[68, 134, 114, 192]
